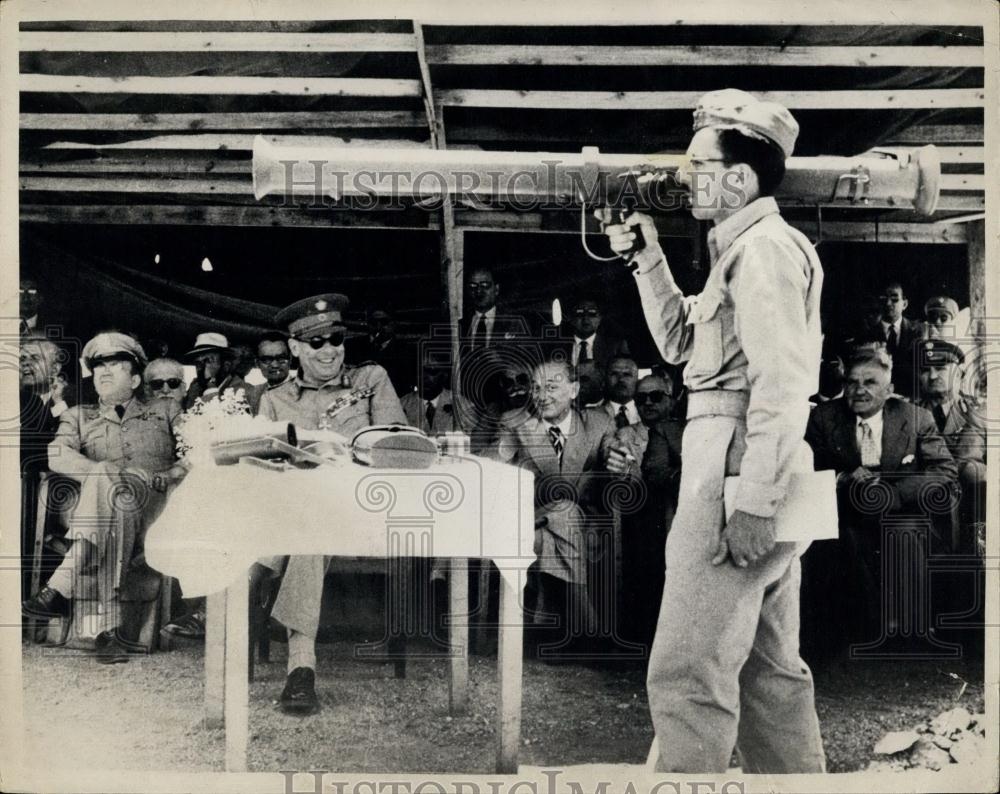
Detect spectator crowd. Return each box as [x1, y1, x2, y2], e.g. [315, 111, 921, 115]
[17, 265, 987, 705]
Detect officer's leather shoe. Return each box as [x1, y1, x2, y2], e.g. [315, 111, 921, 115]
[22, 586, 70, 620]
[95, 629, 147, 664]
[279, 667, 320, 715]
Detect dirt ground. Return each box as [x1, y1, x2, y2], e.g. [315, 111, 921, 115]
[20, 637, 985, 775]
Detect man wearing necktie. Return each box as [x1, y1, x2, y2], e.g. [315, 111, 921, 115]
[557, 293, 632, 373]
[459, 266, 530, 412]
[804, 348, 957, 653]
[864, 282, 925, 399]
[597, 355, 641, 429]
[400, 362, 465, 436]
[491, 358, 613, 658]
[23, 332, 188, 663]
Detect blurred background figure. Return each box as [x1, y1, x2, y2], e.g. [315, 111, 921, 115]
[143, 358, 186, 405]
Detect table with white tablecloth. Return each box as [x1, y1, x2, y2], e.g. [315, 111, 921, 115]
[146, 455, 535, 773]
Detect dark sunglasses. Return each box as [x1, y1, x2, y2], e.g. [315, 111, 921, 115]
[634, 390, 669, 406]
[149, 378, 183, 390]
[258, 354, 290, 365]
[297, 332, 345, 350]
[574, 308, 601, 318]
[499, 373, 531, 388]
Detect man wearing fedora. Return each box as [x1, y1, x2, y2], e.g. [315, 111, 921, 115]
[183, 331, 249, 410]
[600, 89, 825, 772]
[257, 293, 406, 715]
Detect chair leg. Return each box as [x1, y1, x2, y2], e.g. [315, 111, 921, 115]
[28, 475, 50, 643]
[158, 576, 175, 651]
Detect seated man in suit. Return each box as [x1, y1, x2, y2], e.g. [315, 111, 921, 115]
[490, 357, 612, 657]
[400, 361, 464, 435]
[604, 372, 684, 647]
[597, 355, 641, 429]
[803, 347, 956, 653]
[143, 358, 186, 406]
[915, 339, 986, 552]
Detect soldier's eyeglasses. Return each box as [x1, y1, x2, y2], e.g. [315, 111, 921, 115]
[634, 390, 668, 406]
[299, 332, 345, 350]
[149, 378, 183, 390]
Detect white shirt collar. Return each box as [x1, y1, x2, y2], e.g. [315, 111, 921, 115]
[574, 333, 597, 345]
[474, 306, 496, 322]
[881, 318, 902, 336]
[609, 399, 639, 424]
[547, 412, 573, 437]
[856, 409, 884, 437]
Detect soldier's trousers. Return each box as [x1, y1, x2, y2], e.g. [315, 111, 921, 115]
[266, 554, 328, 639]
[646, 413, 825, 773]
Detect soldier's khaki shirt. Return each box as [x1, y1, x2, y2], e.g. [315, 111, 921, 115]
[257, 363, 406, 435]
[631, 197, 823, 517]
[48, 397, 181, 476]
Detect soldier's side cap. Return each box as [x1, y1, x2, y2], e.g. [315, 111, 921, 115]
[276, 293, 350, 338]
[82, 332, 147, 369]
[693, 88, 799, 159]
[922, 339, 964, 365]
[924, 295, 960, 320]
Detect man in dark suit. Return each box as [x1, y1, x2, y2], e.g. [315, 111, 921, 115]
[19, 336, 76, 602]
[459, 266, 532, 410]
[803, 347, 956, 655]
[347, 307, 415, 397]
[553, 293, 631, 374]
[859, 282, 925, 399]
[490, 357, 612, 658]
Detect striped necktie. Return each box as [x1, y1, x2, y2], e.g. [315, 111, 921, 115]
[547, 425, 564, 463]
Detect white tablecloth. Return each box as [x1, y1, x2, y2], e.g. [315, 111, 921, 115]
[145, 456, 536, 596]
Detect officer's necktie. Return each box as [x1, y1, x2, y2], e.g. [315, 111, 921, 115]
[425, 400, 436, 430]
[615, 404, 630, 429]
[471, 314, 487, 350]
[114, 405, 126, 419]
[932, 404, 948, 433]
[547, 425, 564, 465]
[577, 339, 589, 364]
[886, 325, 898, 355]
[859, 420, 879, 467]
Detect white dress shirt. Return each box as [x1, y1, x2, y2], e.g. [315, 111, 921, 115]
[469, 306, 497, 347]
[607, 399, 640, 426]
[572, 333, 597, 366]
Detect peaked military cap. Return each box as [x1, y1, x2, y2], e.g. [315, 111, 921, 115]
[276, 293, 349, 338]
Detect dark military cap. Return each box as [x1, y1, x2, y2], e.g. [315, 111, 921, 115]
[920, 338, 964, 365]
[275, 294, 349, 339]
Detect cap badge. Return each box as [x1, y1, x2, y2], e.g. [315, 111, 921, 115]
[316, 299, 328, 311]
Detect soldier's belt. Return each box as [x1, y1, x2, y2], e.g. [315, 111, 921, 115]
[686, 389, 750, 420]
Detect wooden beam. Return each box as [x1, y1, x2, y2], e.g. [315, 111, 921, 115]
[21, 153, 248, 175]
[940, 174, 986, 191]
[42, 134, 431, 151]
[20, 203, 437, 230]
[20, 74, 422, 97]
[436, 88, 986, 110]
[20, 175, 250, 195]
[426, 44, 984, 68]
[16, 3, 988, 26]
[789, 220, 967, 244]
[20, 31, 416, 52]
[19, 110, 427, 131]
[888, 124, 984, 144]
[937, 146, 985, 164]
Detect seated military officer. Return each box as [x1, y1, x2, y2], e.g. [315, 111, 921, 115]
[257, 294, 406, 715]
[915, 338, 987, 551]
[23, 332, 188, 663]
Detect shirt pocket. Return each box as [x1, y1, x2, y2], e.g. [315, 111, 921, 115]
[82, 420, 110, 462]
[686, 290, 726, 377]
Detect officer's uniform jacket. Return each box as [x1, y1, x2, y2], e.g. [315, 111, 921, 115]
[631, 196, 823, 517]
[915, 395, 987, 478]
[257, 361, 406, 435]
